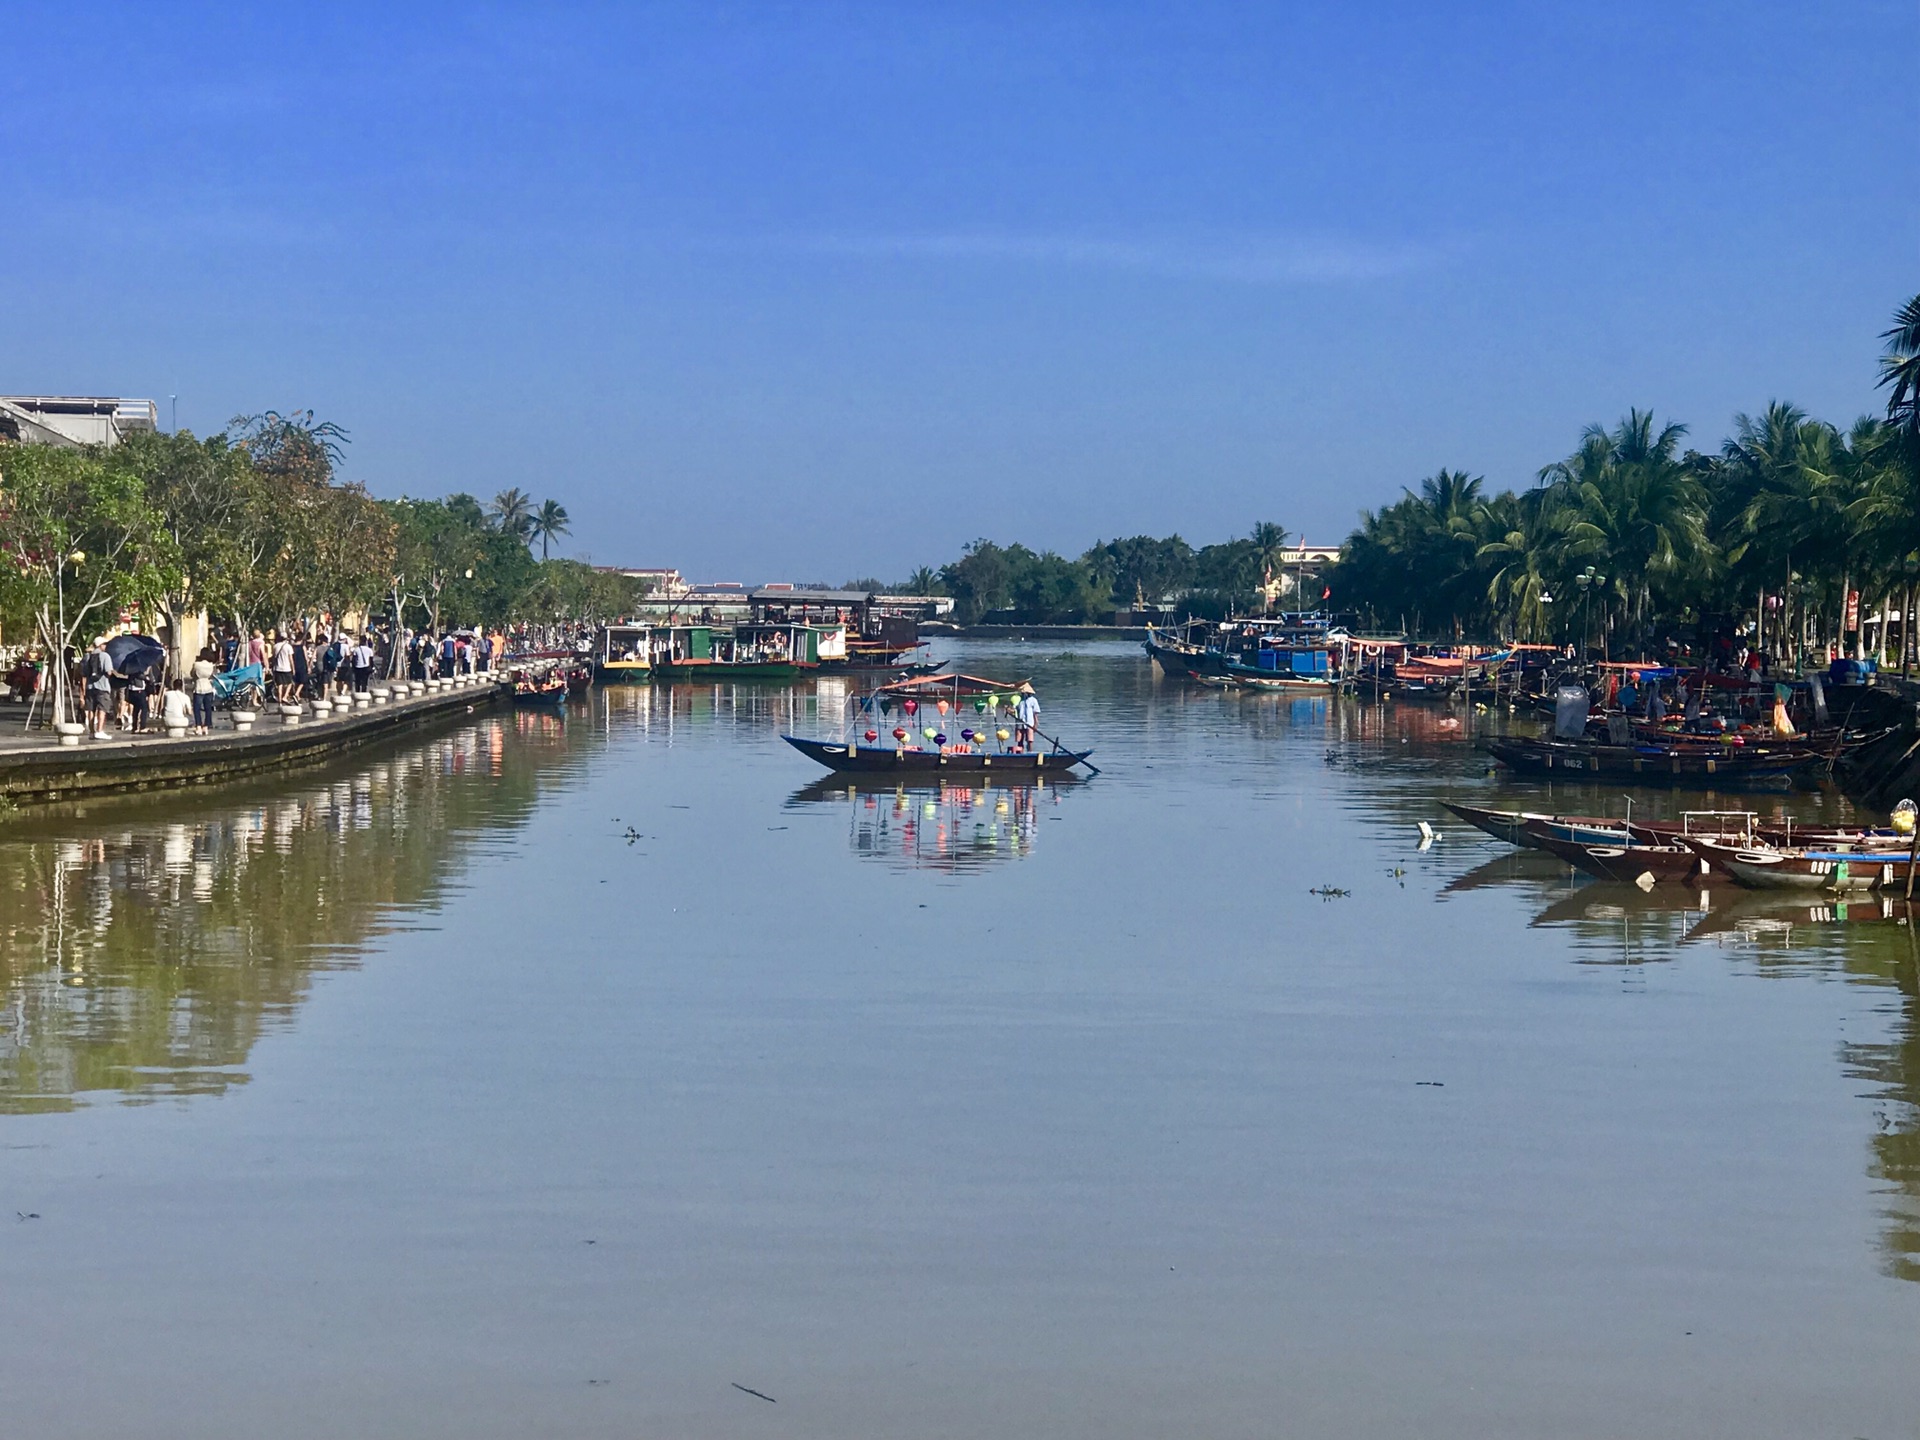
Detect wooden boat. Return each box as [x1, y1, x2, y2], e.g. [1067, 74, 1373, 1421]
[1442, 802, 1629, 848]
[1480, 736, 1821, 788]
[512, 673, 568, 707]
[1529, 829, 1714, 885]
[1688, 839, 1915, 891]
[782, 735, 1094, 775]
[1220, 659, 1340, 693]
[652, 621, 831, 682]
[789, 670, 1092, 775]
[595, 624, 653, 682]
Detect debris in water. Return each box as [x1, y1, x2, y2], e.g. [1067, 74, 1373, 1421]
[732, 1383, 777, 1403]
[1309, 886, 1351, 899]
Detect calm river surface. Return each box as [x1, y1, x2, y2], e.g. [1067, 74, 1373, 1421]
[4, 640, 1918, 1438]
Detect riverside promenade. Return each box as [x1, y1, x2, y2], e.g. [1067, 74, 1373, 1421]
[0, 674, 509, 806]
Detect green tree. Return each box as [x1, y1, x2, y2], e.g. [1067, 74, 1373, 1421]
[0, 446, 180, 721]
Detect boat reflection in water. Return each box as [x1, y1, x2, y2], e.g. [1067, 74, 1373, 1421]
[1444, 844, 1920, 1280]
[785, 774, 1083, 873]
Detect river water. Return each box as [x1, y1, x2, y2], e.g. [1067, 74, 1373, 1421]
[3, 640, 1917, 1438]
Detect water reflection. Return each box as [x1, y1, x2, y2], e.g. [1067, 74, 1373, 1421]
[0, 718, 569, 1113]
[785, 776, 1080, 873]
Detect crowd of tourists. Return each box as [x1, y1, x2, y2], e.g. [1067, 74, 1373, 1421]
[2, 621, 518, 740]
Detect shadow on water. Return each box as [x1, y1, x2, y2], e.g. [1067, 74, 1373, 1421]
[0, 713, 581, 1113]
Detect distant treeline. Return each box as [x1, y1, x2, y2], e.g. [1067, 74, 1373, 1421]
[862, 293, 1920, 658]
[848, 522, 1296, 624]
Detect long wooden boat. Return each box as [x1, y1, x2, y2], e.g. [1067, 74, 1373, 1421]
[1481, 736, 1821, 787]
[1220, 659, 1340, 693]
[783, 735, 1094, 775]
[1442, 802, 1629, 848]
[512, 677, 568, 708]
[1688, 839, 1916, 891]
[1529, 829, 1714, 885]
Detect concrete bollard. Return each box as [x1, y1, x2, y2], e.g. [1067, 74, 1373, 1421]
[231, 710, 257, 732]
[54, 721, 86, 747]
[372, 687, 392, 704]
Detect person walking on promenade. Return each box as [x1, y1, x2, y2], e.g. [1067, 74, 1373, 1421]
[124, 665, 152, 734]
[350, 634, 374, 694]
[320, 632, 342, 698]
[291, 629, 312, 699]
[82, 639, 116, 738]
[271, 630, 295, 702]
[440, 631, 458, 678]
[190, 647, 218, 735]
[247, 629, 267, 670]
[1014, 682, 1040, 751]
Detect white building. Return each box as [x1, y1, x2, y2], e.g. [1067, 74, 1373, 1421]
[0, 396, 160, 447]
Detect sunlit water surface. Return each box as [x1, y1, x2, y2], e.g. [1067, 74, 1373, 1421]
[3, 640, 1918, 1438]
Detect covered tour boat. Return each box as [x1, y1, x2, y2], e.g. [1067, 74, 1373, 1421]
[783, 672, 1096, 776]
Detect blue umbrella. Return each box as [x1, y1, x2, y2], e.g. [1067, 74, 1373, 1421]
[105, 634, 166, 678]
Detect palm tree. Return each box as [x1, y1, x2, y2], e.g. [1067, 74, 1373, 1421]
[904, 566, 941, 595]
[1250, 521, 1290, 612]
[490, 488, 533, 538]
[1881, 293, 1920, 440]
[1544, 411, 1709, 657]
[529, 499, 571, 560]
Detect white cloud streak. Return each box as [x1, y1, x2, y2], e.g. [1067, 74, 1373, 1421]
[790, 229, 1451, 284]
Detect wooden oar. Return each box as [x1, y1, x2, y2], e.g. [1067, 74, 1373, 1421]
[1031, 722, 1101, 776]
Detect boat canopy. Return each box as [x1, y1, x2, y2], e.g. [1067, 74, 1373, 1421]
[874, 672, 1029, 697]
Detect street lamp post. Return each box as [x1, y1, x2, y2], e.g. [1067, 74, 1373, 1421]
[1574, 566, 1606, 664]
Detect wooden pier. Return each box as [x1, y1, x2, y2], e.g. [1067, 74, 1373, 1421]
[0, 675, 510, 806]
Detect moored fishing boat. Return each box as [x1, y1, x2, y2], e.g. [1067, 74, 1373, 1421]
[652, 620, 841, 681]
[1480, 735, 1821, 787]
[1442, 802, 1627, 848]
[1528, 829, 1713, 885]
[1688, 840, 1910, 892]
[594, 623, 654, 682]
[511, 668, 569, 707]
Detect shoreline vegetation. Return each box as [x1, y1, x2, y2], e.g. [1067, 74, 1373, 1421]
[0, 410, 646, 715]
[872, 294, 1920, 670]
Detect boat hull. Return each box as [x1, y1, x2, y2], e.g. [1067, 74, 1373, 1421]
[1482, 737, 1818, 788]
[783, 735, 1093, 775]
[595, 659, 651, 683]
[1531, 832, 1710, 885]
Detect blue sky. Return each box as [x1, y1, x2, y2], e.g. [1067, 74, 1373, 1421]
[5, 2, 1916, 581]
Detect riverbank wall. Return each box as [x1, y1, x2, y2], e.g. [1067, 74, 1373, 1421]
[0, 677, 508, 807]
[932, 624, 1150, 641]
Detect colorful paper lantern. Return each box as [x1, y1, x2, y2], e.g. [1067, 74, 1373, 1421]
[936, 700, 949, 715]
[934, 733, 947, 745]
[996, 728, 1010, 742]
[923, 726, 937, 740]
[864, 729, 878, 742]
[903, 699, 918, 715]
[974, 699, 987, 712]
[893, 727, 908, 741]
[960, 728, 975, 742]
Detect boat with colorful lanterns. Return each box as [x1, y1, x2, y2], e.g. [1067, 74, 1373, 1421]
[782, 672, 1097, 775]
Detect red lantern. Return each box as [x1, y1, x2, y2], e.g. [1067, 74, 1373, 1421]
[864, 729, 878, 742]
[903, 698, 918, 715]
[892, 727, 908, 741]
